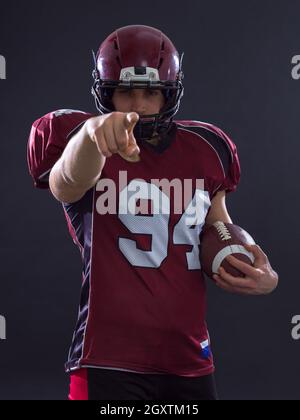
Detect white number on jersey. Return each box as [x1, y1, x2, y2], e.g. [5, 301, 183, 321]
[118, 181, 211, 270]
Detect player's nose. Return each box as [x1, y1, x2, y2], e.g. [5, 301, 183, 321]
[131, 90, 147, 115]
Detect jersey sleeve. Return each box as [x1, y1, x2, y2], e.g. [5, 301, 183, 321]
[27, 109, 94, 189]
[177, 120, 241, 196]
[212, 125, 241, 194]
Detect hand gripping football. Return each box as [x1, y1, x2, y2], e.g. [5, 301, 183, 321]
[200, 222, 256, 279]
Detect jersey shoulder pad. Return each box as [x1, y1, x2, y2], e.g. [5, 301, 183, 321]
[27, 109, 94, 189]
[176, 120, 241, 194]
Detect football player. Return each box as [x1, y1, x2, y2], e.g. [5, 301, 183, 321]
[27, 25, 278, 400]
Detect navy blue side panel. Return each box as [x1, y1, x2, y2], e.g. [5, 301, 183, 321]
[62, 188, 94, 371]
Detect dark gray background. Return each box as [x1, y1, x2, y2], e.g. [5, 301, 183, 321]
[0, 0, 299, 400]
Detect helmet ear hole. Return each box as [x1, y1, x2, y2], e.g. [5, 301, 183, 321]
[99, 87, 115, 111]
[163, 89, 177, 108]
[164, 89, 173, 100]
[102, 88, 113, 98]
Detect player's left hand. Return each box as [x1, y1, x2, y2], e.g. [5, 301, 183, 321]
[213, 244, 279, 295]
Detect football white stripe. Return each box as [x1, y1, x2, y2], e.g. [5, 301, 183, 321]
[212, 245, 255, 274]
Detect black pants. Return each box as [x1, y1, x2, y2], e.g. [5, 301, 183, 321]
[87, 368, 218, 400]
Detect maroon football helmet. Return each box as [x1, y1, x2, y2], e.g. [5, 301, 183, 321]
[91, 25, 184, 141]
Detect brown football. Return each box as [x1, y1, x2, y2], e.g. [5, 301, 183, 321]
[200, 221, 256, 279]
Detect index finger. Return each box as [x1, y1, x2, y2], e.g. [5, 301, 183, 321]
[118, 113, 140, 161]
[116, 113, 139, 153]
[124, 112, 139, 132]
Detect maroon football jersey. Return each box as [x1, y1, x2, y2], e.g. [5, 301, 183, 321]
[28, 110, 240, 377]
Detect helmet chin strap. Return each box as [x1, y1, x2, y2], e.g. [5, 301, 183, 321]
[133, 115, 173, 143]
[133, 118, 157, 142]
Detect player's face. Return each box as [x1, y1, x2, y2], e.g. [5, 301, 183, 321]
[112, 88, 165, 116]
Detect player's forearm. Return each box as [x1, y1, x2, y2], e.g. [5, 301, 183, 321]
[60, 121, 105, 188]
[50, 120, 105, 202]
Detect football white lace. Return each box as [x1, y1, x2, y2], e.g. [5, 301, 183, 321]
[213, 221, 232, 241]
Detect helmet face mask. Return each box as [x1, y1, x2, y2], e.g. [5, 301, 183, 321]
[91, 25, 184, 142]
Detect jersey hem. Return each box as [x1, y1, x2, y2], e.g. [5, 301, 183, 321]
[65, 358, 215, 378]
